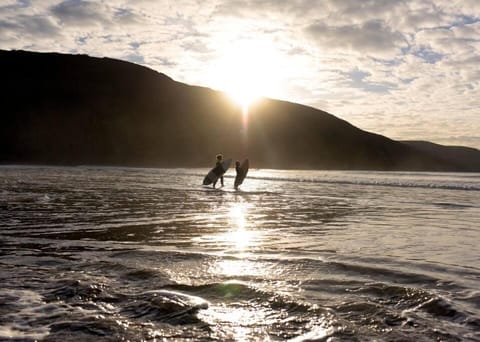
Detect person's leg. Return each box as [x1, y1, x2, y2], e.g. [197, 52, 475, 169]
[220, 176, 224, 187]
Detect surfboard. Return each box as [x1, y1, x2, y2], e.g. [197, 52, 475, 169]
[234, 159, 249, 188]
[203, 158, 232, 186]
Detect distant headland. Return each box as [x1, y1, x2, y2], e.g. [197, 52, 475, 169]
[1, 49, 479, 171]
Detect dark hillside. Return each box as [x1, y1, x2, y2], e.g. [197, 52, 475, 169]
[402, 141, 480, 172]
[1, 49, 478, 171]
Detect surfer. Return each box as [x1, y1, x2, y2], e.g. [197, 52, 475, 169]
[234, 161, 241, 190]
[213, 154, 224, 188]
[234, 159, 249, 190]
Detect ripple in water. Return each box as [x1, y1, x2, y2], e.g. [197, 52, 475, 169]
[1, 166, 479, 341]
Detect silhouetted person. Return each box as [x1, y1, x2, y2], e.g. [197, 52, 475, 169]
[213, 154, 224, 188]
[234, 161, 241, 190]
[234, 159, 249, 190]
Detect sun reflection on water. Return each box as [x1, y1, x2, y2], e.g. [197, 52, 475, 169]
[212, 258, 265, 278]
[200, 201, 262, 254]
[228, 202, 250, 251]
[195, 198, 334, 339]
[198, 304, 276, 341]
[199, 202, 290, 340]
[207, 201, 268, 277]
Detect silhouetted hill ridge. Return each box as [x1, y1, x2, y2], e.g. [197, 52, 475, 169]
[402, 141, 480, 172]
[1, 49, 479, 171]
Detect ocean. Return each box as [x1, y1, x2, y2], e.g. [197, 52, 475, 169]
[1, 166, 479, 341]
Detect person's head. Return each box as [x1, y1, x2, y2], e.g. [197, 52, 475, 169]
[235, 161, 240, 167]
[216, 154, 223, 161]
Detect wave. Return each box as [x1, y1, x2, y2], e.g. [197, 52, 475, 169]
[0, 289, 51, 340]
[4, 165, 479, 192]
[244, 174, 480, 191]
[148, 168, 480, 192]
[119, 289, 208, 324]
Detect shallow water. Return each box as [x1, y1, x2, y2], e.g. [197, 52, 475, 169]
[1, 166, 479, 341]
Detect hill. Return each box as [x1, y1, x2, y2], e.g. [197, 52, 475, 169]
[1, 49, 479, 171]
[402, 141, 480, 172]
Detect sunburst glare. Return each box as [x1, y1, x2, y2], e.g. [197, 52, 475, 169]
[207, 39, 283, 110]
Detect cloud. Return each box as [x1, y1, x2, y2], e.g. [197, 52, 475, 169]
[0, 0, 23, 9]
[327, 0, 404, 23]
[452, 21, 480, 40]
[113, 8, 142, 25]
[212, 0, 326, 19]
[0, 14, 60, 44]
[51, 0, 111, 27]
[305, 20, 407, 58]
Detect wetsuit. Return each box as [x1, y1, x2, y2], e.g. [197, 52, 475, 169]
[213, 160, 224, 188]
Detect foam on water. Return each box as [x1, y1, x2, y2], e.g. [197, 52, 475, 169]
[0, 290, 51, 340]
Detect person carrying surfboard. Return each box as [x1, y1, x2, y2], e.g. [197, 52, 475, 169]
[202, 155, 231, 187]
[234, 161, 241, 190]
[234, 159, 249, 190]
[213, 154, 224, 188]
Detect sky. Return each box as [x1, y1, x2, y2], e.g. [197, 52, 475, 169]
[1, 0, 479, 149]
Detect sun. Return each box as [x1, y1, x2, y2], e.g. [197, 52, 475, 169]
[207, 39, 281, 109]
